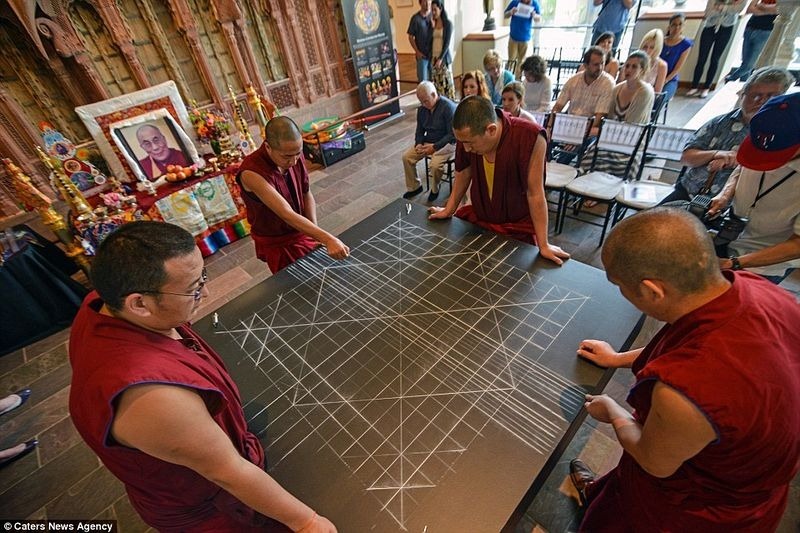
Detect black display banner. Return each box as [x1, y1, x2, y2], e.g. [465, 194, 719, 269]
[341, 0, 401, 118]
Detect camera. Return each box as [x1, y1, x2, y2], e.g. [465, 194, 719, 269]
[704, 208, 749, 246]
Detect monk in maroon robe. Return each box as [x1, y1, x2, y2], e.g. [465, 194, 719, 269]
[429, 96, 569, 265]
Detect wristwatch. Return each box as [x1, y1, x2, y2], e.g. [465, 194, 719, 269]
[729, 256, 743, 270]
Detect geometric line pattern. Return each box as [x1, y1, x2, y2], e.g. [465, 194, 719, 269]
[215, 217, 589, 529]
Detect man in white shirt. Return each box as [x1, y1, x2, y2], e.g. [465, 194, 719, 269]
[710, 92, 800, 282]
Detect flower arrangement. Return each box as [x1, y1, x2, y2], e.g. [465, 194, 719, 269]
[188, 104, 231, 144]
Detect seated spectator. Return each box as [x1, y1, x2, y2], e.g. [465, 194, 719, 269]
[504, 0, 542, 77]
[709, 92, 800, 283]
[639, 29, 668, 93]
[520, 55, 553, 111]
[660, 13, 693, 101]
[579, 32, 620, 79]
[579, 51, 654, 176]
[0, 388, 38, 469]
[402, 81, 457, 202]
[551, 46, 616, 164]
[484, 49, 515, 105]
[501, 82, 538, 124]
[428, 96, 570, 265]
[461, 70, 491, 100]
[552, 46, 616, 131]
[659, 66, 793, 203]
[573, 207, 800, 532]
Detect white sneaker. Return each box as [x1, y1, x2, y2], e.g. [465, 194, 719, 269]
[700, 89, 710, 98]
[686, 88, 699, 96]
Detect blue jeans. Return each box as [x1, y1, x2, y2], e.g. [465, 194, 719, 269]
[416, 58, 430, 82]
[726, 28, 772, 82]
[663, 78, 679, 101]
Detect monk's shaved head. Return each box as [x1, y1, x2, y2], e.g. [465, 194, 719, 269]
[265, 116, 302, 148]
[602, 208, 723, 294]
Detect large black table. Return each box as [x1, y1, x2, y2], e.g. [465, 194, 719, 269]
[195, 200, 643, 532]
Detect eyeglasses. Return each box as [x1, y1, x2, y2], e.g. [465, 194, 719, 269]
[140, 268, 208, 303]
[744, 90, 781, 103]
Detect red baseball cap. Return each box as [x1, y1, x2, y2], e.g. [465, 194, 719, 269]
[737, 92, 800, 171]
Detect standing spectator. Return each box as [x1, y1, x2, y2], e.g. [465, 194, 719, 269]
[0, 388, 37, 469]
[461, 70, 491, 100]
[504, 0, 542, 76]
[687, 0, 746, 98]
[521, 55, 553, 111]
[591, 0, 633, 53]
[660, 66, 792, 203]
[725, 0, 777, 82]
[484, 49, 515, 105]
[430, 0, 454, 99]
[407, 0, 432, 82]
[660, 13, 693, 101]
[501, 81, 539, 123]
[401, 81, 457, 202]
[640, 29, 668, 93]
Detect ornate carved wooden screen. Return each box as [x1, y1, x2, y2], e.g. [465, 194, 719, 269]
[0, 0, 357, 219]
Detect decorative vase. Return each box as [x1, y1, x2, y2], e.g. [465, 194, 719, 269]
[210, 139, 222, 156]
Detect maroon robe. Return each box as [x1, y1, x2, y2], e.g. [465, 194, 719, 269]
[69, 292, 289, 532]
[237, 143, 318, 273]
[454, 109, 547, 244]
[581, 272, 800, 532]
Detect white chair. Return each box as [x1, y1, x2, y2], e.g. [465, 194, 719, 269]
[560, 119, 649, 245]
[612, 124, 696, 224]
[545, 113, 593, 224]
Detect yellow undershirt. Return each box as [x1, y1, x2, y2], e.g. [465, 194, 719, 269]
[483, 157, 496, 200]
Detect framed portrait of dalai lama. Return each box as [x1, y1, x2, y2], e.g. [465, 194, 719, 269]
[111, 112, 194, 182]
[75, 81, 203, 183]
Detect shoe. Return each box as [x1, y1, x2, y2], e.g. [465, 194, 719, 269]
[0, 389, 31, 417]
[0, 439, 38, 469]
[569, 459, 597, 507]
[700, 89, 710, 98]
[427, 190, 439, 202]
[686, 88, 699, 97]
[402, 186, 423, 199]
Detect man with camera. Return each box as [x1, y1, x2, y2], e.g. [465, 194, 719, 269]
[709, 91, 800, 283]
[659, 66, 794, 204]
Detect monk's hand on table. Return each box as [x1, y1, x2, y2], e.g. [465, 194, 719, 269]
[583, 394, 623, 423]
[323, 237, 350, 260]
[428, 206, 453, 220]
[539, 243, 570, 265]
[577, 339, 619, 368]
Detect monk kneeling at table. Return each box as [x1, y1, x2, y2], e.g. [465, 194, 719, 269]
[237, 116, 349, 273]
[428, 95, 570, 265]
